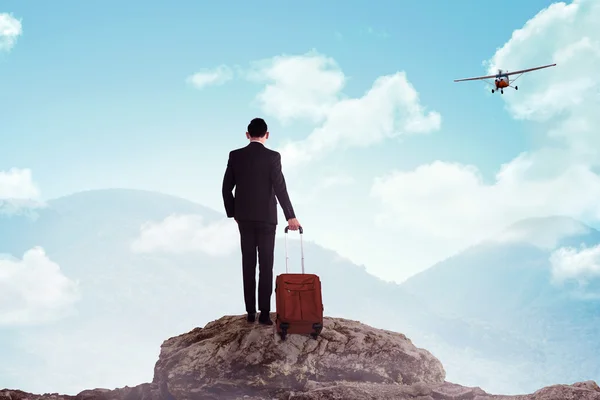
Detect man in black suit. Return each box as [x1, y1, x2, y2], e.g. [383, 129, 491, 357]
[222, 118, 301, 325]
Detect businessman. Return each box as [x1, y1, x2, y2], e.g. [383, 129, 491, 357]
[222, 118, 301, 326]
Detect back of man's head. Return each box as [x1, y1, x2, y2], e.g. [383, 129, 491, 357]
[247, 118, 268, 138]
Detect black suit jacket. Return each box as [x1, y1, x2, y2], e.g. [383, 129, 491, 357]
[222, 142, 296, 225]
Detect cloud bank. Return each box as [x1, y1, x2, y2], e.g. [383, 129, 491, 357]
[248, 51, 441, 169]
[371, 153, 600, 250]
[486, 0, 600, 126]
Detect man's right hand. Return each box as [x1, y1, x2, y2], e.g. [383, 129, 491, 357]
[287, 218, 301, 231]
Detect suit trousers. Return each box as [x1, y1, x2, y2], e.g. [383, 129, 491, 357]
[237, 220, 277, 313]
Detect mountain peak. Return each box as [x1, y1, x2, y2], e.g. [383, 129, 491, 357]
[2, 315, 600, 399]
[48, 188, 206, 208]
[506, 215, 590, 231]
[491, 216, 595, 249]
[43, 188, 222, 221]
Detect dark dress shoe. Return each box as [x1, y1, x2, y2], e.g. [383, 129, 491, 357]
[258, 312, 273, 325]
[247, 312, 256, 323]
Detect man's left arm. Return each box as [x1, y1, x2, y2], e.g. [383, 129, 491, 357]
[270, 152, 296, 221]
[222, 152, 236, 218]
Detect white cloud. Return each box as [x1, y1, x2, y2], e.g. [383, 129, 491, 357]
[549, 243, 600, 283]
[187, 65, 233, 89]
[0, 168, 40, 199]
[0, 13, 22, 51]
[248, 51, 346, 124]
[249, 51, 440, 169]
[0, 168, 45, 216]
[0, 247, 80, 326]
[131, 214, 238, 256]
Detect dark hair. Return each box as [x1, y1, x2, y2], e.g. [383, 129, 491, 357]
[247, 118, 268, 138]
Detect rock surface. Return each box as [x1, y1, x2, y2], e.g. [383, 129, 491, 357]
[2, 315, 600, 400]
[152, 313, 445, 398]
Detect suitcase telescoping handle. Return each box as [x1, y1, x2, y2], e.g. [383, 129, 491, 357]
[284, 226, 304, 274]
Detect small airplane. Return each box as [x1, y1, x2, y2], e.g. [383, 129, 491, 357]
[454, 63, 556, 94]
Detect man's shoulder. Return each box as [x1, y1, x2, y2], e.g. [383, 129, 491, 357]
[228, 145, 279, 160]
[228, 147, 245, 157]
[264, 147, 280, 158]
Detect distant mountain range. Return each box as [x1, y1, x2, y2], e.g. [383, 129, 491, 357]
[401, 216, 600, 391]
[0, 189, 598, 395]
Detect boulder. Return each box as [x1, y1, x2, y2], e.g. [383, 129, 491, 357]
[152, 313, 445, 399]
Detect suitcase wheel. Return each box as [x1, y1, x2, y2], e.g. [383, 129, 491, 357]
[278, 322, 322, 341]
[279, 322, 290, 341]
[311, 323, 323, 340]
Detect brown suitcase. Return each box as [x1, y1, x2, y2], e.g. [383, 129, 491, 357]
[275, 226, 324, 341]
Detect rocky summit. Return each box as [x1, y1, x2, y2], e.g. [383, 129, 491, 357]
[2, 314, 600, 400]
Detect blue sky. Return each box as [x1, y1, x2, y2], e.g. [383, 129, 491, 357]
[1, 0, 554, 199]
[2, 0, 600, 282]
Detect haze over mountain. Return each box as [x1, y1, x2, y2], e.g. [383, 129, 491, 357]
[1, 189, 599, 396]
[401, 216, 600, 391]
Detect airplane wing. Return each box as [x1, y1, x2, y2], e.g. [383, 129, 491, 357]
[454, 63, 556, 82]
[501, 63, 557, 77]
[454, 74, 498, 82]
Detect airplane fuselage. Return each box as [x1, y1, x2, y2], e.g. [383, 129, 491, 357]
[494, 75, 509, 89]
[491, 71, 515, 94]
